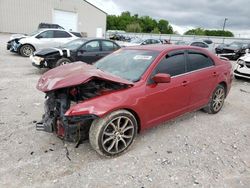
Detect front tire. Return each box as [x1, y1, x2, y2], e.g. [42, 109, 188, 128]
[234, 75, 241, 80]
[89, 110, 138, 157]
[55, 58, 71, 67]
[203, 85, 226, 114]
[20, 44, 35, 57]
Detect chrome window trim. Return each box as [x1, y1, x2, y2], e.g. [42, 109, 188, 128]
[171, 65, 215, 78]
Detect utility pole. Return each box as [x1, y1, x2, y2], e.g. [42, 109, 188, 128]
[222, 18, 228, 31]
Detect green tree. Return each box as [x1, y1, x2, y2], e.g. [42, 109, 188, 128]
[106, 11, 174, 34]
[151, 27, 160, 34]
[158, 19, 173, 34]
[184, 28, 234, 37]
[184, 28, 205, 35]
[126, 23, 142, 33]
[140, 16, 158, 33]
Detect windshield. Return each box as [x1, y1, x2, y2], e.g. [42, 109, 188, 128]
[28, 30, 41, 36]
[94, 49, 159, 82]
[229, 42, 243, 48]
[130, 38, 143, 44]
[61, 39, 87, 50]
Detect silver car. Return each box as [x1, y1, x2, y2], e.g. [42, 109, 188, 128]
[7, 29, 78, 57]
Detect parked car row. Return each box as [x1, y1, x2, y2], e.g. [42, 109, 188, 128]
[215, 41, 250, 60]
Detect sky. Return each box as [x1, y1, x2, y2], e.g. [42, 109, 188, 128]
[88, 0, 250, 37]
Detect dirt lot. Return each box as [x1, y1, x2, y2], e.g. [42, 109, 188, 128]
[0, 33, 249, 188]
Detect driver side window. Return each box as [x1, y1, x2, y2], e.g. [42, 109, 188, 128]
[148, 52, 186, 84]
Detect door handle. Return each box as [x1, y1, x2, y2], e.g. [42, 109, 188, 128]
[181, 81, 189, 86]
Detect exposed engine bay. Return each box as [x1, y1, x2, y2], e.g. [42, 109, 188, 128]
[36, 79, 128, 143]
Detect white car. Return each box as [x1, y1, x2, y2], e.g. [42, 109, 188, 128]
[234, 51, 250, 79]
[175, 40, 214, 52]
[119, 38, 162, 47]
[7, 29, 78, 57]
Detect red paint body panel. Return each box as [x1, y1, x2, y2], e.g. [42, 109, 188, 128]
[38, 45, 233, 132]
[36, 62, 133, 92]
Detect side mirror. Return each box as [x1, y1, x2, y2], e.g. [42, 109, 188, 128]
[79, 49, 86, 53]
[36, 35, 42, 39]
[152, 73, 171, 84]
[77, 49, 86, 56]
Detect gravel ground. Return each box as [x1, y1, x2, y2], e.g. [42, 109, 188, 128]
[0, 33, 249, 188]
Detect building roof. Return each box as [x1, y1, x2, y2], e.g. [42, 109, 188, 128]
[84, 0, 107, 15]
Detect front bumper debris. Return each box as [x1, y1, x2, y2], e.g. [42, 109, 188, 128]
[234, 64, 250, 79]
[36, 92, 98, 142]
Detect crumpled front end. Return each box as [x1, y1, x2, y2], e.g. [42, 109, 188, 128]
[7, 39, 22, 53]
[234, 57, 250, 79]
[36, 78, 129, 143]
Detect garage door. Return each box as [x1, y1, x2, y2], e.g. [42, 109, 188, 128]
[53, 10, 78, 31]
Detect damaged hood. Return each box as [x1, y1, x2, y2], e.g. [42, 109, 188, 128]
[34, 48, 61, 56]
[10, 34, 28, 41]
[37, 62, 134, 92]
[34, 47, 71, 57]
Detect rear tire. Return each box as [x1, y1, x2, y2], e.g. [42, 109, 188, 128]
[55, 58, 71, 67]
[89, 110, 138, 157]
[203, 84, 226, 114]
[20, 44, 35, 57]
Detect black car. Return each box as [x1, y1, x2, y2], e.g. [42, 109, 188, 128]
[215, 41, 250, 60]
[30, 38, 120, 68]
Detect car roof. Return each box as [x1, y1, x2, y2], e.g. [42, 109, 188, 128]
[37, 28, 67, 32]
[124, 44, 207, 52]
[72, 38, 118, 42]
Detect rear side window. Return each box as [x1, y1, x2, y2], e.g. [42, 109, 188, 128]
[37, 30, 54, 38]
[54, 30, 71, 38]
[82, 41, 100, 52]
[187, 52, 214, 72]
[102, 41, 119, 51]
[155, 52, 186, 77]
[152, 39, 160, 44]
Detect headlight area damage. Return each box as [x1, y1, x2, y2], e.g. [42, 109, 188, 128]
[36, 62, 133, 144]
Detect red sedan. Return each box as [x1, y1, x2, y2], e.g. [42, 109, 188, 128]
[36, 45, 233, 156]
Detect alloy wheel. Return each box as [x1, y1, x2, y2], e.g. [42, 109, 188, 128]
[23, 46, 33, 56]
[101, 116, 135, 155]
[212, 88, 225, 112]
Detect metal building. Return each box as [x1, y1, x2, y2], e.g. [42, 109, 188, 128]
[0, 0, 107, 37]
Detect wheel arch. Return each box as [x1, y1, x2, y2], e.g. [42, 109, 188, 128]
[218, 81, 227, 95]
[18, 43, 36, 53]
[123, 108, 141, 133]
